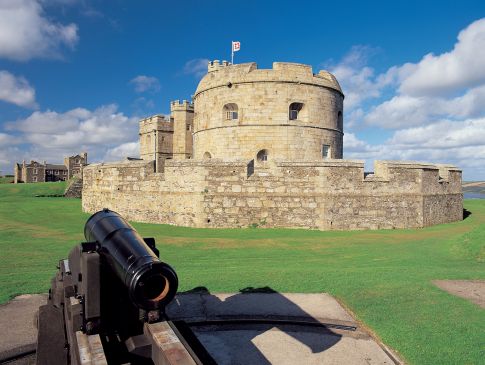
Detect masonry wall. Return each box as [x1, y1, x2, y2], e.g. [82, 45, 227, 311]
[25, 162, 45, 183]
[82, 159, 463, 230]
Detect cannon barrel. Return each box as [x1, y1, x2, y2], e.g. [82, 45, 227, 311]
[84, 209, 178, 310]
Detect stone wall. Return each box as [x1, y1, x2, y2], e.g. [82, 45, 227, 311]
[82, 159, 463, 230]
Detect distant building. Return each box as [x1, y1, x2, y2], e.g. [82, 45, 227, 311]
[14, 153, 88, 183]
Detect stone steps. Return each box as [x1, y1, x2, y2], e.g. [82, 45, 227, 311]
[64, 178, 83, 198]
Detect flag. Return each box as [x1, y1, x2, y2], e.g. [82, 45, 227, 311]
[232, 41, 241, 52]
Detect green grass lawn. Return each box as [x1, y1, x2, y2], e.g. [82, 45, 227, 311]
[0, 182, 484, 364]
[0, 176, 14, 184]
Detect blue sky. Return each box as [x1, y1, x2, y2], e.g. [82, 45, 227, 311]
[1, 0, 485, 180]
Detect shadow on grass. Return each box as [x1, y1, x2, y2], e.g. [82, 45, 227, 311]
[173, 286, 342, 364]
[463, 208, 472, 220]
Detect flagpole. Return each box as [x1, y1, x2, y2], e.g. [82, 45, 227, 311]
[231, 41, 234, 64]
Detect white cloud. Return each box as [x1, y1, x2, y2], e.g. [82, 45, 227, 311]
[131, 97, 156, 116]
[40, 0, 80, 5]
[183, 58, 210, 78]
[327, 46, 391, 111]
[343, 133, 378, 153]
[104, 142, 139, 161]
[0, 71, 37, 108]
[0, 133, 20, 146]
[364, 84, 485, 128]
[330, 18, 485, 132]
[398, 18, 485, 96]
[0, 146, 22, 170]
[1, 104, 140, 174]
[341, 117, 485, 180]
[0, 0, 78, 61]
[388, 118, 485, 149]
[129, 75, 160, 93]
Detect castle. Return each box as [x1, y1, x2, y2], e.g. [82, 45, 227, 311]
[82, 61, 463, 230]
[14, 153, 88, 184]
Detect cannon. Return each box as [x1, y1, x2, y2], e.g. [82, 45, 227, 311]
[36, 209, 206, 365]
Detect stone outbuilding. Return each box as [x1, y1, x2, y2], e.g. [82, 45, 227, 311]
[14, 153, 88, 183]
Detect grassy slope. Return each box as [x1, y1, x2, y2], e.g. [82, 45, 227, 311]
[0, 182, 484, 364]
[0, 177, 14, 184]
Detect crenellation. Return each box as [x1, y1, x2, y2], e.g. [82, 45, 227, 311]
[170, 99, 194, 112]
[207, 59, 232, 73]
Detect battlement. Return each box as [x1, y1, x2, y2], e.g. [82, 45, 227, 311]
[272, 62, 313, 75]
[139, 114, 171, 124]
[196, 61, 343, 96]
[207, 59, 231, 73]
[139, 114, 173, 135]
[316, 70, 340, 86]
[170, 99, 194, 112]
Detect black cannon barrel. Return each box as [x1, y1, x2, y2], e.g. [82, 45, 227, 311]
[84, 209, 178, 310]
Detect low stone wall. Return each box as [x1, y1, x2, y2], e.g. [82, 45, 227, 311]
[82, 159, 463, 230]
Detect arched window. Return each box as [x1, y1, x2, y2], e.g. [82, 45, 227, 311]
[223, 103, 238, 121]
[257, 149, 268, 162]
[337, 111, 343, 130]
[203, 152, 212, 159]
[289, 102, 304, 120]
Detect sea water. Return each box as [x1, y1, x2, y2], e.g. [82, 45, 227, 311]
[464, 192, 485, 199]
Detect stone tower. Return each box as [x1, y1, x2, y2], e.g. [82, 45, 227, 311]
[192, 61, 344, 161]
[139, 115, 174, 169]
[170, 100, 194, 160]
[64, 152, 88, 178]
[139, 102, 194, 171]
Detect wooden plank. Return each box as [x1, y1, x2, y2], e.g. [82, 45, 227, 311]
[75, 332, 107, 365]
[145, 322, 197, 365]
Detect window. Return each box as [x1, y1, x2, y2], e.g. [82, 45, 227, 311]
[337, 111, 343, 130]
[257, 149, 268, 162]
[76, 159, 80, 164]
[33, 176, 37, 182]
[55, 170, 59, 175]
[226, 111, 238, 120]
[223, 103, 238, 121]
[33, 168, 38, 174]
[186, 124, 191, 131]
[322, 144, 330, 159]
[289, 102, 304, 120]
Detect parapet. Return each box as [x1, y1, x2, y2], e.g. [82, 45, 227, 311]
[139, 114, 173, 134]
[195, 61, 343, 97]
[170, 99, 194, 112]
[207, 60, 231, 73]
[140, 114, 170, 124]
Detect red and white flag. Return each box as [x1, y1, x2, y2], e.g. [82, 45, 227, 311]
[232, 41, 241, 52]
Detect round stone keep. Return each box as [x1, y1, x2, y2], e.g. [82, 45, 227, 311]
[192, 61, 344, 161]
